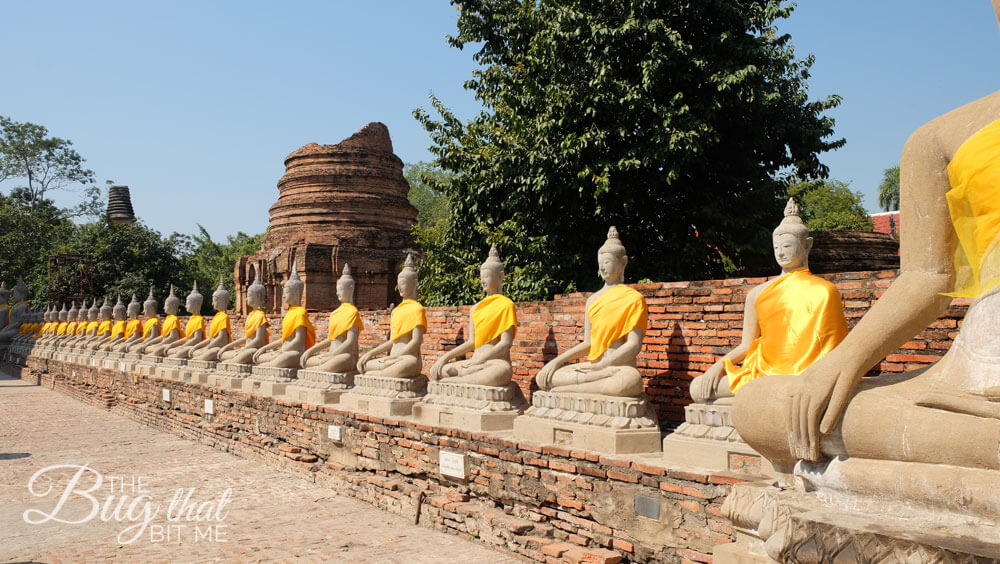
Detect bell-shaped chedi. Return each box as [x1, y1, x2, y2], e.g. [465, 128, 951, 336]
[236, 123, 418, 314]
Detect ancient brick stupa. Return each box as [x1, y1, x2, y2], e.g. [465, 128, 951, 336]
[107, 185, 136, 225]
[235, 123, 417, 314]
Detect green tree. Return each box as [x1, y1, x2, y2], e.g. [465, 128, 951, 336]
[787, 179, 873, 232]
[877, 165, 900, 211]
[414, 0, 843, 303]
[0, 115, 95, 209]
[175, 225, 265, 303]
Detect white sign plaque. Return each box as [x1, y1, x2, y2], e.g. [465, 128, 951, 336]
[439, 450, 468, 479]
[162, 388, 170, 402]
[204, 399, 214, 414]
[327, 425, 343, 441]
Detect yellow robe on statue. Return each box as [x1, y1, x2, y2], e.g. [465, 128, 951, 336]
[726, 267, 848, 394]
[281, 306, 315, 348]
[65, 322, 77, 336]
[327, 303, 363, 341]
[124, 319, 142, 339]
[85, 321, 99, 335]
[142, 318, 160, 339]
[56, 322, 68, 336]
[184, 315, 206, 341]
[161, 315, 183, 339]
[472, 294, 517, 348]
[109, 320, 125, 340]
[587, 284, 648, 362]
[244, 310, 269, 344]
[75, 322, 88, 335]
[208, 312, 231, 343]
[945, 118, 1000, 298]
[390, 299, 426, 342]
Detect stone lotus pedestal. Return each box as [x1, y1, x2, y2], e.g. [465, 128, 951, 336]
[718, 466, 1000, 564]
[282, 369, 354, 405]
[338, 374, 427, 418]
[242, 365, 298, 397]
[207, 362, 252, 390]
[512, 391, 661, 455]
[102, 352, 126, 372]
[136, 354, 162, 377]
[122, 353, 143, 373]
[155, 357, 188, 381]
[184, 359, 216, 385]
[411, 381, 526, 432]
[661, 399, 774, 478]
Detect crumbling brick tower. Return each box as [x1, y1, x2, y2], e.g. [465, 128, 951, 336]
[235, 123, 417, 314]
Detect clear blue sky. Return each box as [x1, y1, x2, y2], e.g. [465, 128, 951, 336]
[2, 1, 998, 241]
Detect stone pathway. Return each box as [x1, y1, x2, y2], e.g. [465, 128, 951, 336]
[0, 374, 524, 563]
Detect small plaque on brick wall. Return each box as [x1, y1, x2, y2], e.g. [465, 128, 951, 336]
[439, 450, 467, 479]
[553, 429, 574, 445]
[204, 399, 214, 415]
[162, 388, 170, 402]
[634, 494, 660, 520]
[327, 425, 343, 442]
[120, 362, 126, 372]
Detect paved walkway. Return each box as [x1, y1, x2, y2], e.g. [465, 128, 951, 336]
[0, 374, 523, 563]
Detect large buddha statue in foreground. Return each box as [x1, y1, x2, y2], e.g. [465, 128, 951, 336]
[690, 199, 848, 403]
[731, 0, 1000, 514]
[301, 264, 362, 374]
[0, 278, 29, 344]
[535, 227, 648, 397]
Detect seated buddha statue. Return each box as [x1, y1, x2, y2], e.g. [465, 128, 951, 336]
[733, 7, 1000, 487]
[0, 278, 30, 344]
[301, 264, 362, 374]
[0, 281, 10, 336]
[535, 227, 648, 397]
[127, 288, 160, 354]
[356, 253, 425, 379]
[84, 299, 114, 351]
[145, 287, 184, 356]
[70, 302, 90, 343]
[252, 260, 315, 368]
[164, 283, 207, 359]
[112, 295, 143, 352]
[54, 303, 70, 342]
[56, 302, 80, 349]
[689, 199, 848, 403]
[429, 246, 517, 386]
[97, 296, 128, 351]
[191, 277, 231, 361]
[80, 299, 101, 344]
[218, 271, 269, 364]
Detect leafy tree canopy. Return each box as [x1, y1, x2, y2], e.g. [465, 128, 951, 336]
[787, 178, 873, 232]
[877, 165, 900, 212]
[0, 115, 95, 209]
[414, 0, 843, 303]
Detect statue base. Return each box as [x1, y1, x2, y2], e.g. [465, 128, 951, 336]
[282, 369, 355, 405]
[512, 391, 661, 455]
[338, 374, 427, 418]
[207, 362, 252, 389]
[218, 362, 252, 375]
[662, 400, 773, 477]
[242, 366, 298, 397]
[156, 357, 188, 380]
[411, 381, 526, 431]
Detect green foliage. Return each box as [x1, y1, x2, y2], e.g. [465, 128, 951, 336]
[786, 179, 874, 232]
[174, 225, 266, 303]
[877, 165, 900, 212]
[414, 0, 843, 302]
[0, 115, 95, 208]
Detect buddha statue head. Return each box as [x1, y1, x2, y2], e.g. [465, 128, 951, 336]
[212, 275, 230, 312]
[76, 302, 86, 322]
[164, 285, 180, 315]
[336, 264, 355, 304]
[480, 245, 505, 296]
[185, 281, 203, 315]
[88, 299, 99, 321]
[598, 227, 628, 284]
[99, 298, 112, 321]
[12, 277, 27, 303]
[397, 253, 418, 300]
[772, 198, 812, 272]
[143, 287, 158, 317]
[58, 303, 68, 322]
[127, 294, 141, 319]
[0, 281, 9, 305]
[282, 259, 304, 307]
[247, 269, 266, 310]
[112, 295, 127, 321]
[67, 301, 79, 321]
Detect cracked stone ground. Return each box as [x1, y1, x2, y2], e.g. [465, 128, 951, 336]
[0, 374, 524, 563]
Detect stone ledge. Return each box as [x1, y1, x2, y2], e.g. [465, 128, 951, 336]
[524, 391, 657, 429]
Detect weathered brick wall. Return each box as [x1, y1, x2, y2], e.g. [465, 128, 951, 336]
[214, 268, 967, 424]
[20, 360, 742, 564]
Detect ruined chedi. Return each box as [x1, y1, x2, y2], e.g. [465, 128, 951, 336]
[234, 123, 417, 314]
